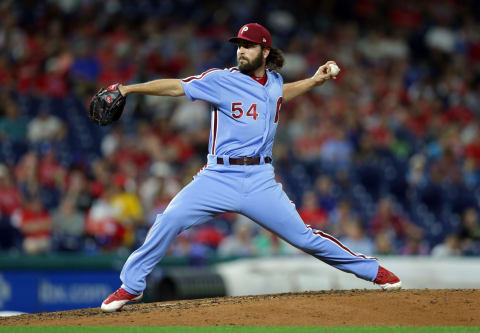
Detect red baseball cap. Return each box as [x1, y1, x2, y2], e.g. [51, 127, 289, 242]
[229, 23, 272, 48]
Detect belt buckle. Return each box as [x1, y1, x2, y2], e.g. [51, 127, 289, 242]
[243, 157, 248, 165]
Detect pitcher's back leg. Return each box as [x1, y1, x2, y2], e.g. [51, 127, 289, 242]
[120, 168, 240, 294]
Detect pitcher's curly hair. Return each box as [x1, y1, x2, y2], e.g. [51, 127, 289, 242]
[264, 46, 284, 71]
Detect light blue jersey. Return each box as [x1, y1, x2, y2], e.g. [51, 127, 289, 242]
[118, 68, 379, 296]
[182, 67, 283, 158]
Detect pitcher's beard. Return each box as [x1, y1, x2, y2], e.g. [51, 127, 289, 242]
[238, 52, 264, 74]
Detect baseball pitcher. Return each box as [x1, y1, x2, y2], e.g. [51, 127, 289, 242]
[92, 23, 402, 312]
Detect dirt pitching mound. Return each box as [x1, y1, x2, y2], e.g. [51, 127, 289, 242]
[1, 289, 479, 326]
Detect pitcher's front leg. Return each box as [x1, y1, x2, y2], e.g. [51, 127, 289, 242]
[241, 182, 379, 282]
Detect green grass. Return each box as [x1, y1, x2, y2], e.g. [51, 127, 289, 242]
[1, 327, 479, 333]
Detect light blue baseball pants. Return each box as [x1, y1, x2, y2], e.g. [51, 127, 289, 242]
[120, 156, 379, 294]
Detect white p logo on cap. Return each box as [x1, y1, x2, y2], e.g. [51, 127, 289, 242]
[241, 26, 248, 34]
[263, 38, 266, 43]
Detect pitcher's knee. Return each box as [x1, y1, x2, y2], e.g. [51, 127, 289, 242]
[289, 236, 316, 252]
[156, 209, 190, 232]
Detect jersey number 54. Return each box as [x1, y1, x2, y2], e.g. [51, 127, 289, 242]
[231, 98, 282, 123]
[231, 102, 258, 120]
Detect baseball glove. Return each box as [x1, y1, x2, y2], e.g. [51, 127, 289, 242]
[88, 83, 126, 126]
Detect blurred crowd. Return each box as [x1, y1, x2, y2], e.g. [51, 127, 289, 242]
[1, 0, 480, 260]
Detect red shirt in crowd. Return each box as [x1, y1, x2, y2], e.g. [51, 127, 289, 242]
[299, 207, 328, 229]
[0, 186, 22, 217]
[370, 213, 407, 238]
[13, 206, 52, 238]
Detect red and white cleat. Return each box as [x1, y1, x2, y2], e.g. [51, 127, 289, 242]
[101, 288, 143, 312]
[374, 265, 402, 291]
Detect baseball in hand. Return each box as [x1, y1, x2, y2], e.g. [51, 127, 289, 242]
[329, 64, 340, 76]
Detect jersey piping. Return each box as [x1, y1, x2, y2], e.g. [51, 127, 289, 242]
[182, 68, 222, 83]
[211, 107, 219, 155]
